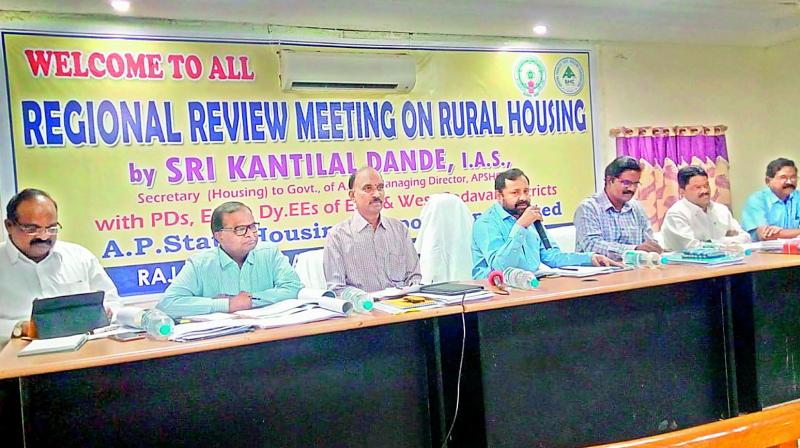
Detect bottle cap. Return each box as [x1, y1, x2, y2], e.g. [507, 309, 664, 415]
[529, 276, 540, 288]
[362, 300, 373, 311]
[158, 324, 171, 336]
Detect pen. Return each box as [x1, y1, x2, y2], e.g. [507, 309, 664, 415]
[560, 267, 580, 271]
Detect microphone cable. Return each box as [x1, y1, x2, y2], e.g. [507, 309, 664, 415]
[441, 291, 467, 448]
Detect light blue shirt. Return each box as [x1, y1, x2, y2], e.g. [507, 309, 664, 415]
[158, 243, 303, 318]
[471, 203, 594, 279]
[741, 187, 800, 240]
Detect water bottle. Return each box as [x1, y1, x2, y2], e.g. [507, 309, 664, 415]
[341, 287, 374, 313]
[643, 252, 669, 268]
[622, 250, 648, 267]
[717, 243, 752, 257]
[502, 267, 539, 290]
[141, 309, 175, 340]
[116, 306, 175, 340]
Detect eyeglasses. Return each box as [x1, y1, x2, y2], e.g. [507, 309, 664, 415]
[217, 223, 259, 236]
[13, 221, 62, 236]
[359, 184, 385, 194]
[616, 179, 641, 188]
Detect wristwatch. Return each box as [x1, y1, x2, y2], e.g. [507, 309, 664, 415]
[12, 320, 25, 338]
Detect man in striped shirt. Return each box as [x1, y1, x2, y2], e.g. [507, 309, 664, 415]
[324, 167, 421, 294]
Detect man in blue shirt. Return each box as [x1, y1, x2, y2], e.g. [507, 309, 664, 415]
[741, 158, 800, 241]
[158, 201, 303, 318]
[471, 168, 619, 279]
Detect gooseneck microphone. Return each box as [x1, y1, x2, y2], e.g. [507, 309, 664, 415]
[533, 220, 552, 249]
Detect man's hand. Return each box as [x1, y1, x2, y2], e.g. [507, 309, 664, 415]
[228, 291, 253, 312]
[591, 254, 625, 267]
[635, 240, 664, 253]
[725, 229, 739, 237]
[757, 225, 783, 240]
[516, 205, 543, 229]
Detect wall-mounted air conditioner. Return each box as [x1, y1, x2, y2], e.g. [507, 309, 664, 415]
[279, 50, 416, 93]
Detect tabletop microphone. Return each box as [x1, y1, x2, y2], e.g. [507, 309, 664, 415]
[533, 220, 552, 249]
[488, 270, 509, 294]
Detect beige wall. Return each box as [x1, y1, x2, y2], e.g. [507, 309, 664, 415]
[595, 42, 776, 215]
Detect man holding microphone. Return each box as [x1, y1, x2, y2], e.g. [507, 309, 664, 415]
[471, 168, 618, 279]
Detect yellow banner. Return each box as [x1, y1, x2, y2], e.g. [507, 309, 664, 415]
[3, 32, 595, 295]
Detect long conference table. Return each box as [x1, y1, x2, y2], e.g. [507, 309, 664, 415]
[1, 254, 800, 447]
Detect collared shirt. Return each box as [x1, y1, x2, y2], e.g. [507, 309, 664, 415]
[471, 203, 593, 279]
[662, 198, 751, 251]
[157, 243, 303, 318]
[741, 187, 800, 239]
[0, 240, 121, 347]
[574, 191, 654, 261]
[323, 212, 421, 294]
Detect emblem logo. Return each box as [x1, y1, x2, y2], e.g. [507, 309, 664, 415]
[554, 57, 584, 95]
[513, 55, 547, 97]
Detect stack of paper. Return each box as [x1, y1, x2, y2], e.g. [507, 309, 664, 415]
[416, 290, 494, 304]
[536, 265, 630, 278]
[18, 334, 88, 357]
[170, 320, 255, 342]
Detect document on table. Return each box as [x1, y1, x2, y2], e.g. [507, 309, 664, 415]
[536, 265, 631, 278]
[18, 334, 88, 356]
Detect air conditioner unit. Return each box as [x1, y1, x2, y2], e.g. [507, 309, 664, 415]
[279, 50, 416, 93]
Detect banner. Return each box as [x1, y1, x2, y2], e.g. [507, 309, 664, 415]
[2, 32, 596, 295]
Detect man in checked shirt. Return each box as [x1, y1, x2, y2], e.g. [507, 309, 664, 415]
[573, 156, 663, 261]
[324, 166, 421, 294]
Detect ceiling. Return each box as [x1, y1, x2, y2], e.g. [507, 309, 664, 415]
[1, 0, 800, 47]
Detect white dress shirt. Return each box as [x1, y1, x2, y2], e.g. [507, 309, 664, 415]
[662, 198, 751, 251]
[0, 240, 120, 347]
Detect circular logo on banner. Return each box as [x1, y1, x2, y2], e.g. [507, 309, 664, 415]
[513, 55, 547, 97]
[554, 57, 584, 95]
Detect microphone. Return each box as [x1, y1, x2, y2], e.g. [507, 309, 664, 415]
[533, 221, 551, 249]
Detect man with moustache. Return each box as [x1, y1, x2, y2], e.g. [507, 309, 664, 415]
[661, 166, 750, 251]
[741, 158, 800, 241]
[0, 189, 120, 346]
[324, 166, 421, 294]
[574, 156, 663, 261]
[471, 168, 619, 279]
[158, 201, 302, 318]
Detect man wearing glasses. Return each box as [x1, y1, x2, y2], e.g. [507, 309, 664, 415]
[741, 158, 800, 241]
[574, 156, 663, 261]
[157, 201, 302, 318]
[324, 166, 421, 294]
[471, 168, 619, 279]
[0, 188, 120, 345]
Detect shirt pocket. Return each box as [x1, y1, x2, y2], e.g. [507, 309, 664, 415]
[48, 280, 90, 297]
[386, 248, 408, 283]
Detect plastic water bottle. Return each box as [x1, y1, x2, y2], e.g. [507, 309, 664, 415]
[341, 287, 374, 313]
[116, 306, 174, 340]
[502, 267, 539, 290]
[141, 309, 175, 340]
[622, 250, 648, 267]
[717, 243, 753, 257]
[643, 252, 669, 268]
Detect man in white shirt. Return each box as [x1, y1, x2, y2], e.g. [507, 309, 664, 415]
[662, 166, 750, 251]
[0, 189, 120, 347]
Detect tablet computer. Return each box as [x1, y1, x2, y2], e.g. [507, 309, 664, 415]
[418, 282, 484, 296]
[31, 291, 109, 339]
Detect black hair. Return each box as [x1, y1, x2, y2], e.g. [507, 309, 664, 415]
[677, 165, 708, 189]
[210, 201, 250, 232]
[494, 168, 530, 192]
[5, 188, 57, 223]
[766, 158, 796, 178]
[604, 156, 641, 180]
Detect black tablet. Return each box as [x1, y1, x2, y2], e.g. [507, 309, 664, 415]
[418, 282, 484, 296]
[31, 291, 109, 339]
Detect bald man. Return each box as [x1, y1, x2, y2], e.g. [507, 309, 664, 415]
[323, 167, 421, 294]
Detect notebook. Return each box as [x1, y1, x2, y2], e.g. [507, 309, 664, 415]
[373, 296, 442, 314]
[18, 333, 88, 357]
